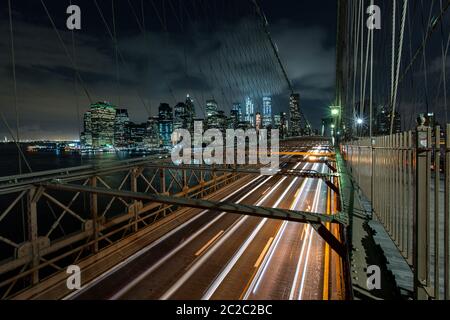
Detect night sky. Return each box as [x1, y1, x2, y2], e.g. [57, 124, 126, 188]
[0, 0, 338, 140]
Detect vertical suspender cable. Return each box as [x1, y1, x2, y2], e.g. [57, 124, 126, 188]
[391, 0, 397, 114]
[369, 0, 374, 138]
[398, 0, 450, 85]
[419, 0, 434, 116]
[7, 0, 31, 244]
[250, 0, 293, 92]
[352, 0, 361, 133]
[70, 0, 82, 164]
[7, 0, 22, 175]
[435, 0, 450, 123]
[362, 0, 372, 127]
[40, 0, 93, 104]
[407, 3, 415, 128]
[390, 0, 408, 135]
[141, 0, 152, 116]
[359, 0, 364, 127]
[112, 0, 121, 107]
[5, 0, 32, 173]
[93, 0, 152, 113]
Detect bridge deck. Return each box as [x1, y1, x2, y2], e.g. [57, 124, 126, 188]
[10, 151, 348, 300]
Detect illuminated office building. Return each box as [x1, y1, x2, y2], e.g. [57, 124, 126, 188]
[289, 93, 301, 136]
[245, 97, 255, 127]
[114, 109, 129, 148]
[89, 102, 116, 148]
[262, 96, 272, 128]
[158, 103, 173, 148]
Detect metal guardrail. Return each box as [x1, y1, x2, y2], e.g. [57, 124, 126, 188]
[0, 140, 343, 299]
[0, 158, 243, 299]
[342, 125, 450, 300]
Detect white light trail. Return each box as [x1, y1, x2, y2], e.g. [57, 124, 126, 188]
[109, 175, 269, 300]
[202, 168, 303, 300]
[289, 163, 326, 300]
[159, 171, 291, 300]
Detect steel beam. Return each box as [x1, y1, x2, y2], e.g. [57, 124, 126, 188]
[41, 182, 347, 256]
[0, 155, 337, 194]
[142, 164, 339, 179]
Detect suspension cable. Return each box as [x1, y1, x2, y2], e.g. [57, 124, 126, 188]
[40, 0, 93, 104]
[390, 0, 408, 134]
[69, 0, 82, 163]
[93, 0, 151, 114]
[7, 0, 30, 174]
[398, 0, 450, 85]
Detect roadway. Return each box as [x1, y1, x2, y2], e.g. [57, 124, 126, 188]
[68, 149, 342, 300]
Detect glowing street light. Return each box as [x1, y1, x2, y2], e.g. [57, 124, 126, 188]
[330, 106, 341, 117]
[328, 106, 341, 145]
[356, 118, 364, 125]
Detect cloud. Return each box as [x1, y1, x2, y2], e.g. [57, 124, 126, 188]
[0, 7, 336, 139]
[272, 20, 336, 98]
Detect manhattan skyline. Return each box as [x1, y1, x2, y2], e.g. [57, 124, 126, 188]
[0, 0, 337, 141]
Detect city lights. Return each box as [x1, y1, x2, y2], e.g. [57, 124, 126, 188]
[330, 106, 341, 117]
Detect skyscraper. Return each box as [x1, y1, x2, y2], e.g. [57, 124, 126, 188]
[217, 110, 227, 132]
[80, 111, 92, 148]
[388, 111, 402, 134]
[114, 109, 129, 148]
[146, 116, 160, 148]
[262, 96, 272, 128]
[374, 105, 402, 135]
[255, 112, 262, 131]
[206, 99, 219, 129]
[274, 112, 288, 139]
[229, 109, 240, 129]
[375, 106, 389, 135]
[173, 102, 189, 144]
[173, 102, 188, 131]
[245, 97, 255, 127]
[127, 122, 147, 148]
[90, 102, 116, 148]
[280, 112, 288, 139]
[289, 93, 301, 136]
[206, 99, 218, 117]
[158, 103, 173, 148]
[232, 102, 243, 122]
[273, 114, 281, 127]
[185, 94, 196, 134]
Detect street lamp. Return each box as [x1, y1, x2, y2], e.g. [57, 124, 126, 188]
[330, 106, 341, 117]
[355, 117, 364, 137]
[329, 106, 341, 145]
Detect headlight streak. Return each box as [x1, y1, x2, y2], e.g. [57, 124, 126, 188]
[249, 168, 314, 297]
[199, 162, 306, 300]
[239, 161, 316, 299]
[236, 153, 332, 300]
[159, 161, 304, 300]
[203, 175, 301, 299]
[290, 163, 326, 300]
[110, 174, 270, 300]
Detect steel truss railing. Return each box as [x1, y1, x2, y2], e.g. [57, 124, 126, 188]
[342, 125, 450, 300]
[0, 159, 243, 298]
[0, 150, 345, 299]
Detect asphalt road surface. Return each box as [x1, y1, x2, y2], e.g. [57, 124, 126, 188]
[68, 149, 342, 300]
